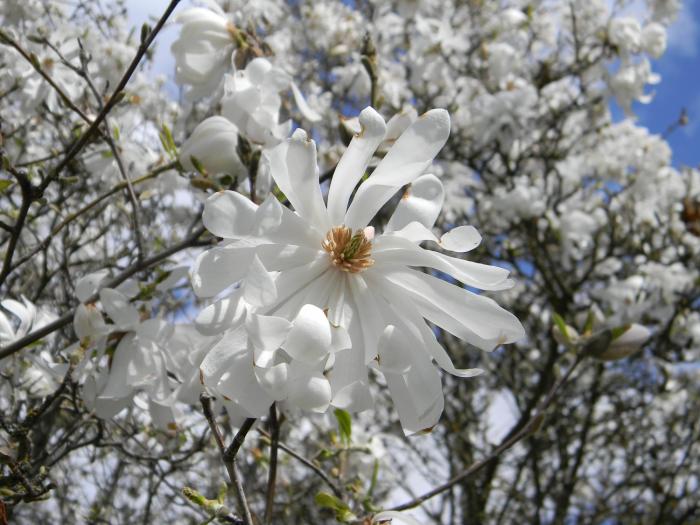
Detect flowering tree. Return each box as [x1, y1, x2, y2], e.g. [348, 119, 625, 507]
[1, 0, 699, 524]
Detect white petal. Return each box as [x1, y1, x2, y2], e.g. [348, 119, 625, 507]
[243, 254, 277, 307]
[99, 288, 139, 329]
[285, 129, 329, 228]
[203, 191, 258, 239]
[73, 304, 107, 340]
[1, 298, 33, 336]
[440, 225, 481, 252]
[373, 236, 511, 291]
[246, 313, 292, 360]
[190, 242, 256, 298]
[282, 304, 332, 364]
[217, 351, 274, 416]
[262, 132, 329, 230]
[75, 269, 110, 302]
[199, 327, 249, 386]
[331, 380, 374, 412]
[381, 328, 444, 435]
[386, 174, 444, 232]
[255, 362, 288, 401]
[290, 81, 322, 122]
[195, 292, 247, 335]
[179, 116, 245, 176]
[384, 107, 418, 142]
[345, 109, 451, 229]
[327, 107, 386, 224]
[347, 275, 388, 364]
[377, 325, 412, 374]
[389, 221, 440, 244]
[286, 362, 332, 412]
[382, 269, 525, 350]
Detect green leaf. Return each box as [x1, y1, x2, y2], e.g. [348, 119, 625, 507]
[582, 310, 595, 336]
[159, 123, 177, 158]
[315, 492, 357, 523]
[552, 312, 569, 341]
[334, 408, 352, 446]
[0, 179, 13, 192]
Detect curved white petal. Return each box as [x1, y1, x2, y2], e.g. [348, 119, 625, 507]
[345, 109, 451, 229]
[190, 242, 256, 298]
[282, 304, 332, 364]
[286, 362, 332, 412]
[195, 292, 247, 335]
[262, 131, 329, 229]
[255, 362, 288, 400]
[373, 235, 511, 290]
[386, 174, 444, 232]
[290, 81, 322, 122]
[246, 313, 292, 356]
[203, 190, 258, 239]
[380, 325, 444, 435]
[327, 107, 387, 224]
[75, 269, 110, 302]
[217, 350, 274, 416]
[383, 268, 525, 350]
[377, 326, 412, 374]
[243, 254, 278, 307]
[440, 225, 481, 252]
[99, 288, 139, 330]
[331, 379, 374, 412]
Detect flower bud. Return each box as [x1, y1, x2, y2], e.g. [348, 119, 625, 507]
[179, 117, 246, 177]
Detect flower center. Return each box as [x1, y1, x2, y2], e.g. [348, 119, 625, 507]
[322, 226, 374, 273]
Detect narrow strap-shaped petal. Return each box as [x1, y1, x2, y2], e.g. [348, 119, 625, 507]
[327, 107, 386, 225]
[344, 109, 450, 229]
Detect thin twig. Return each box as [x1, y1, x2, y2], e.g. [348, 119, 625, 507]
[257, 428, 343, 498]
[264, 403, 279, 525]
[200, 395, 253, 525]
[39, 0, 182, 192]
[0, 225, 206, 360]
[388, 354, 585, 512]
[224, 418, 257, 463]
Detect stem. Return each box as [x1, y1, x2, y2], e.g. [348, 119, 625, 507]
[264, 404, 279, 525]
[0, 225, 206, 360]
[200, 395, 253, 525]
[389, 354, 585, 512]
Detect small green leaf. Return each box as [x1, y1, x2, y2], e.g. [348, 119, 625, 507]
[315, 492, 357, 522]
[334, 408, 352, 446]
[552, 312, 569, 341]
[0, 179, 13, 192]
[582, 310, 595, 336]
[315, 492, 345, 511]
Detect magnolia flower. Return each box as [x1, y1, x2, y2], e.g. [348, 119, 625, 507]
[608, 17, 642, 54]
[171, 5, 238, 99]
[222, 57, 320, 147]
[1, 297, 53, 344]
[200, 303, 352, 422]
[180, 116, 246, 176]
[192, 107, 524, 434]
[641, 22, 667, 58]
[72, 271, 198, 430]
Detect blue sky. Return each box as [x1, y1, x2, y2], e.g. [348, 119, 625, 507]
[622, 0, 700, 168]
[126, 0, 700, 167]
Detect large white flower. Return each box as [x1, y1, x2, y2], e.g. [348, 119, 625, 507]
[192, 107, 524, 434]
